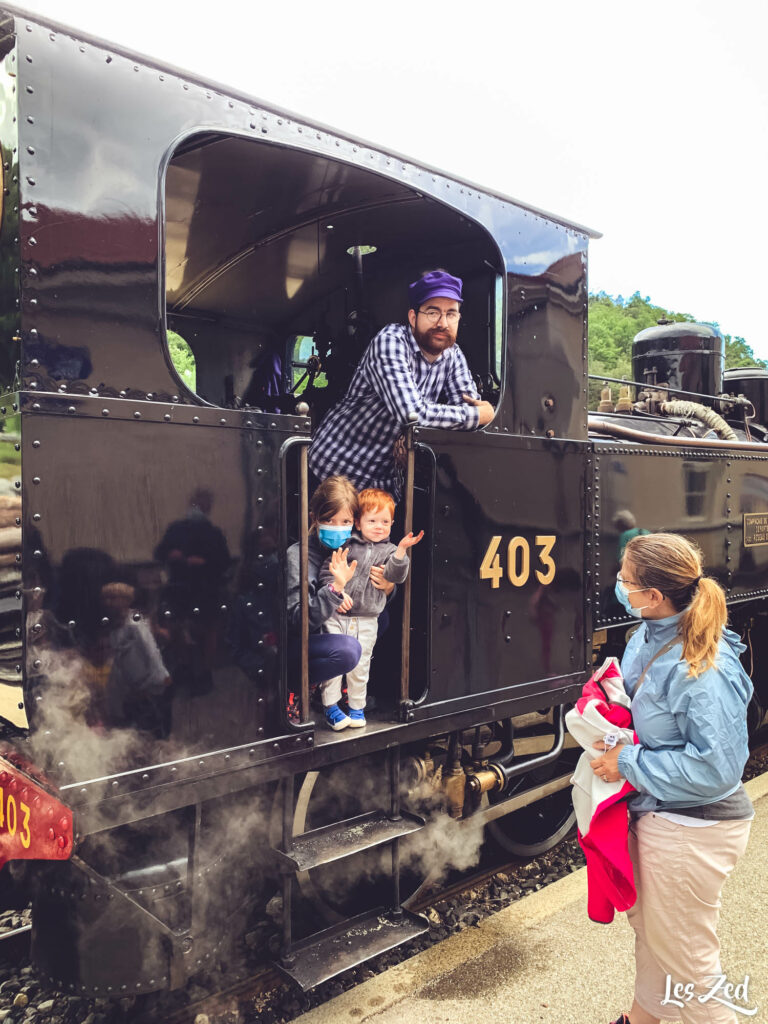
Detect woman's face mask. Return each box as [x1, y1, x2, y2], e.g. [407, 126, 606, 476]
[317, 524, 353, 550]
[615, 575, 651, 618]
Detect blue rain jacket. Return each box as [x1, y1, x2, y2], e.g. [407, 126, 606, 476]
[616, 612, 753, 814]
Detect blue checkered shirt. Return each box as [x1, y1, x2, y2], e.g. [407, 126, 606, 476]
[308, 322, 480, 498]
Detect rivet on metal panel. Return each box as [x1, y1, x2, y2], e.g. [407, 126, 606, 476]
[32, 477, 40, 484]
[132, 613, 141, 622]
[134, 411, 141, 419]
[68, 620, 76, 628]
[193, 416, 199, 423]
[220, 418, 227, 424]
[68, 406, 75, 414]
[192, 607, 200, 615]
[164, 413, 171, 421]
[32, 513, 41, 521]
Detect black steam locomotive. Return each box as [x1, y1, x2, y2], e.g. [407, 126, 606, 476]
[0, 4, 767, 997]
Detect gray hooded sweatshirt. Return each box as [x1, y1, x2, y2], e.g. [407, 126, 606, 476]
[319, 529, 409, 617]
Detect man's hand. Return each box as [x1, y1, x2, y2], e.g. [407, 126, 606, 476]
[393, 434, 407, 468]
[329, 547, 357, 591]
[462, 394, 494, 426]
[370, 565, 395, 596]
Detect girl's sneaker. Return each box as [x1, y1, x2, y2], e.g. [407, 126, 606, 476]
[348, 708, 366, 728]
[325, 704, 350, 731]
[609, 1015, 631, 1024]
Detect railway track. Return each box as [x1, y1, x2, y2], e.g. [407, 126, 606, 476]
[145, 741, 768, 1024]
[4, 746, 768, 1024]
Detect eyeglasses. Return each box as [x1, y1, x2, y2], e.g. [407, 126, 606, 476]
[616, 573, 648, 592]
[417, 308, 461, 325]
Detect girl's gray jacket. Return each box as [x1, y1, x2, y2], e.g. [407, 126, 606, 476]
[318, 530, 409, 616]
[286, 534, 346, 633]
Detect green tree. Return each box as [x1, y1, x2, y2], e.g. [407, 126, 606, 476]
[168, 330, 196, 392]
[587, 293, 765, 409]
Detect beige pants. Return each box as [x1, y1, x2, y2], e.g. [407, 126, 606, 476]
[321, 614, 379, 710]
[627, 812, 752, 1023]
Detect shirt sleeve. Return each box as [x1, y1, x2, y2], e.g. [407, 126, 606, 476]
[383, 552, 409, 584]
[286, 543, 344, 631]
[440, 346, 481, 409]
[617, 665, 749, 803]
[365, 329, 478, 431]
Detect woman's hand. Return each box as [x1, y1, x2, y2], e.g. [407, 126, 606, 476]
[329, 547, 357, 591]
[337, 592, 353, 614]
[590, 743, 625, 783]
[370, 564, 395, 596]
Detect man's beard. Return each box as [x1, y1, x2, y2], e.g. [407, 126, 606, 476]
[413, 324, 457, 357]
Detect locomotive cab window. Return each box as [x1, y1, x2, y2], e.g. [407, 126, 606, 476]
[164, 133, 504, 417]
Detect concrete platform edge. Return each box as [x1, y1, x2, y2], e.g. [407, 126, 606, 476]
[292, 778, 768, 1023]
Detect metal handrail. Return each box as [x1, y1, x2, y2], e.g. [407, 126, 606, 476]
[399, 418, 418, 705]
[278, 435, 312, 728]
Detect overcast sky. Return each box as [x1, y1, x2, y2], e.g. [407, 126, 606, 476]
[12, 0, 768, 357]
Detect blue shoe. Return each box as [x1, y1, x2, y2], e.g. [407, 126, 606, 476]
[348, 708, 366, 728]
[325, 704, 350, 731]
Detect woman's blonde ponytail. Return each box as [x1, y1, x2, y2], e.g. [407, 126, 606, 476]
[679, 576, 727, 677]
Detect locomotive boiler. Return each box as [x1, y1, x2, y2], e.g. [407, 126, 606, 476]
[0, 3, 766, 998]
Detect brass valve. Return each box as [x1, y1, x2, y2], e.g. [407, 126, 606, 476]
[615, 385, 633, 413]
[466, 763, 505, 795]
[597, 385, 614, 413]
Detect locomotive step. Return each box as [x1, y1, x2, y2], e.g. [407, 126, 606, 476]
[272, 809, 425, 873]
[276, 907, 428, 991]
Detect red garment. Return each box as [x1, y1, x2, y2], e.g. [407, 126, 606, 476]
[572, 661, 638, 923]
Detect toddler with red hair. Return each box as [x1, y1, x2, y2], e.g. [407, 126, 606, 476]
[318, 487, 423, 729]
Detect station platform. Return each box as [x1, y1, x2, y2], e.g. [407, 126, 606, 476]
[293, 773, 768, 1024]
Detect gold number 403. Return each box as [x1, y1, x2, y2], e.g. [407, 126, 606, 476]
[479, 535, 556, 589]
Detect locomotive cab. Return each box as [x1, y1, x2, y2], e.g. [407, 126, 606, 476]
[163, 130, 506, 731]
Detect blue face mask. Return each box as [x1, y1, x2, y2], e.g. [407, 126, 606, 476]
[318, 525, 353, 550]
[614, 579, 650, 618]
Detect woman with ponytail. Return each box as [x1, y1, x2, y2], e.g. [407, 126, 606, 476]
[592, 533, 754, 1024]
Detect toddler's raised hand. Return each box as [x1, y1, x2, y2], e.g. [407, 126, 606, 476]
[396, 530, 424, 558]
